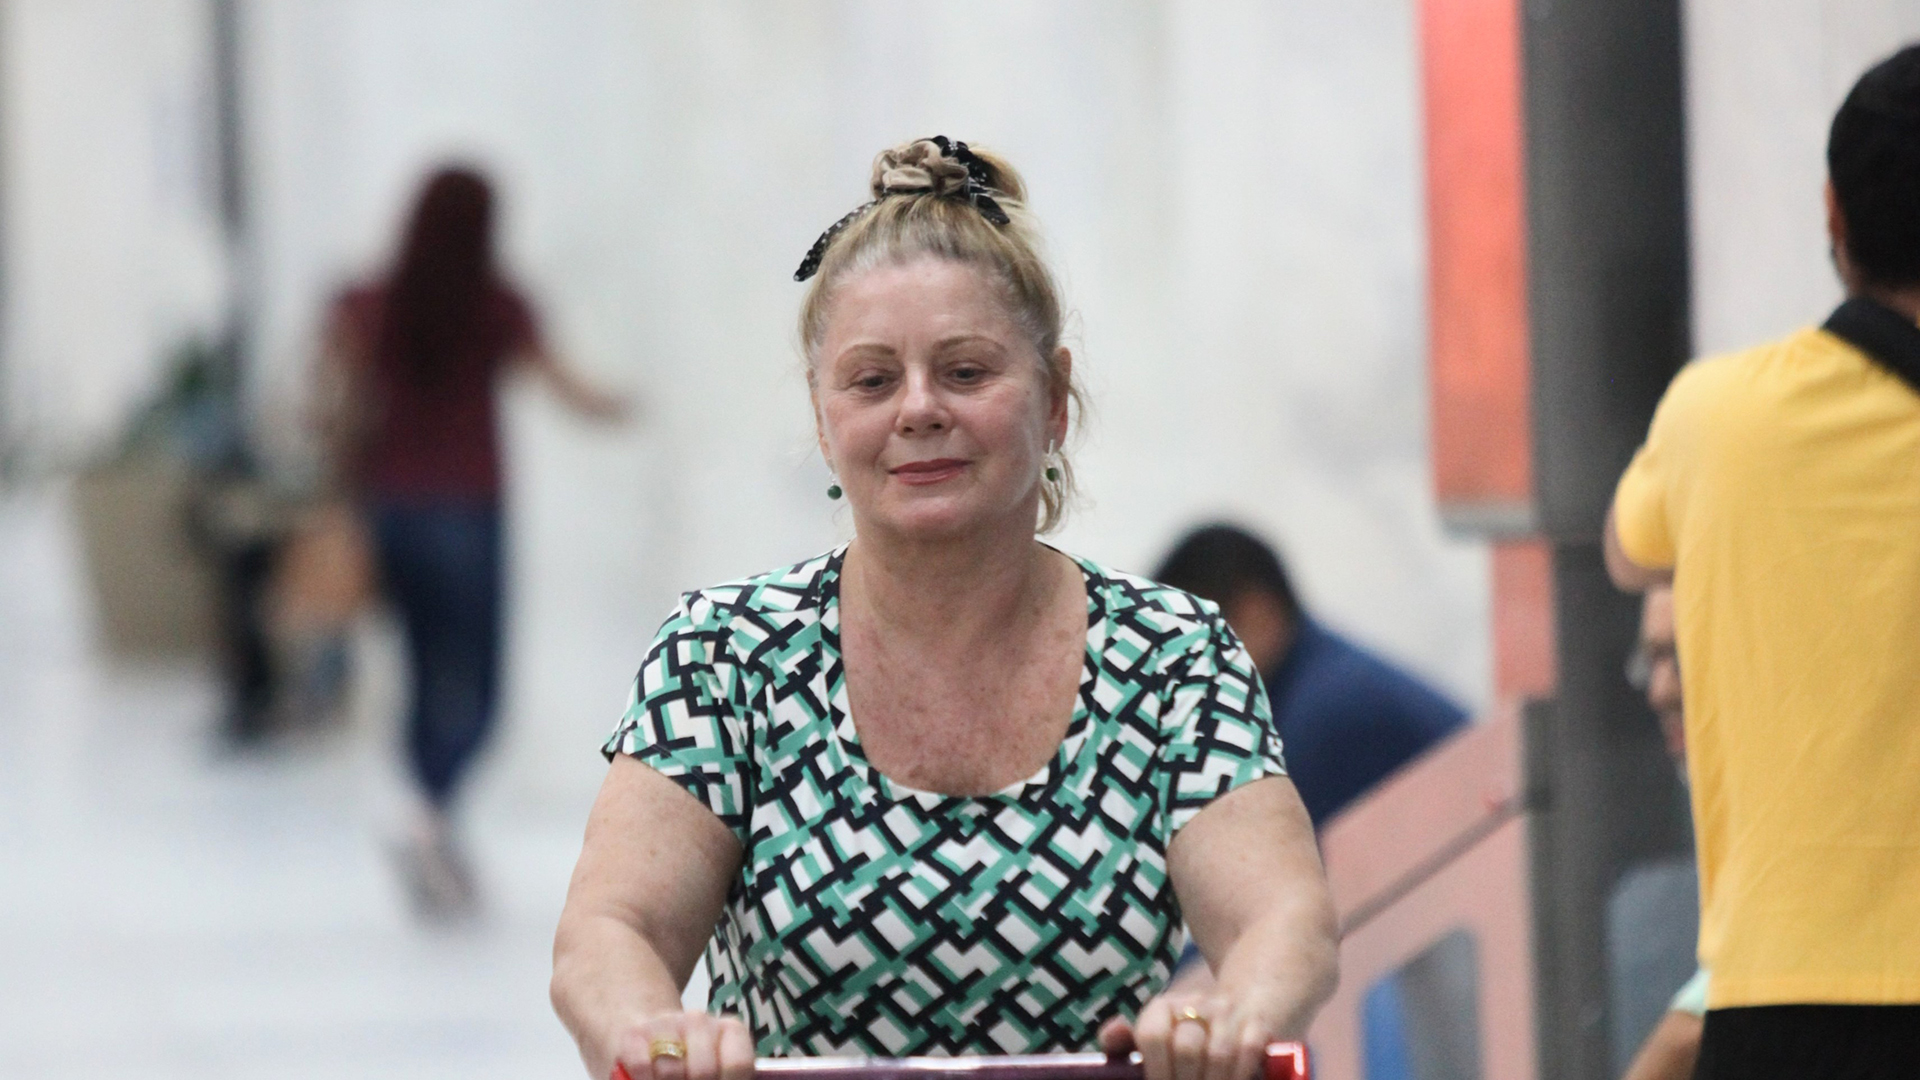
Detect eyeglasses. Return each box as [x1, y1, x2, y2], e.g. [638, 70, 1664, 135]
[1625, 642, 1679, 691]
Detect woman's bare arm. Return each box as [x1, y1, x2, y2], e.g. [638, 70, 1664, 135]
[1103, 776, 1337, 1080]
[1171, 776, 1338, 1037]
[552, 755, 750, 1080]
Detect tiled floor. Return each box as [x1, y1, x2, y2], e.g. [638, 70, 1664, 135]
[0, 483, 634, 1079]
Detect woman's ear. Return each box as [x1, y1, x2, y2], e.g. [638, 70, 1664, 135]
[1049, 346, 1073, 441]
[811, 389, 833, 467]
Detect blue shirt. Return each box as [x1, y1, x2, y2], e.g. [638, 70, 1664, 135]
[1268, 617, 1467, 828]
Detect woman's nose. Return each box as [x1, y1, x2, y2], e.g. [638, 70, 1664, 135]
[896, 370, 948, 433]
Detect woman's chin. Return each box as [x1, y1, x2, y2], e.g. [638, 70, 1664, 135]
[861, 496, 1007, 541]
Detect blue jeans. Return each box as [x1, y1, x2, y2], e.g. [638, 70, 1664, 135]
[371, 500, 503, 808]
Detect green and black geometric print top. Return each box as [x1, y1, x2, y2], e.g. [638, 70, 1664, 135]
[603, 546, 1284, 1056]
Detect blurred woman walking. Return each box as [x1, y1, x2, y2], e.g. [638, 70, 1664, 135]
[320, 166, 625, 921]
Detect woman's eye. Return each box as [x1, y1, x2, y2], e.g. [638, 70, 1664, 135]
[950, 366, 984, 383]
[853, 373, 890, 390]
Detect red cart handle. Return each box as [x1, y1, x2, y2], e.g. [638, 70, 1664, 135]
[613, 1044, 1308, 1080]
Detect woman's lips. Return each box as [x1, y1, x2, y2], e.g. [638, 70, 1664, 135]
[890, 459, 967, 485]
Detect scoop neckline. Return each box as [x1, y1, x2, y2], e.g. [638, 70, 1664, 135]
[820, 542, 1106, 810]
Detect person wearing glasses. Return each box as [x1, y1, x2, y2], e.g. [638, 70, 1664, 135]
[551, 138, 1338, 1080]
[1619, 587, 1708, 1080]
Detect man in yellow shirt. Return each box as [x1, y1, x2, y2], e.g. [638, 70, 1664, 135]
[1606, 44, 1920, 1079]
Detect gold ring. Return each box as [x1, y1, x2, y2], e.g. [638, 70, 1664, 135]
[1174, 1006, 1210, 1033]
[649, 1038, 688, 1061]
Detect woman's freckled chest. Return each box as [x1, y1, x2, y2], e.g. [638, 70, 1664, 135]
[838, 556, 1088, 797]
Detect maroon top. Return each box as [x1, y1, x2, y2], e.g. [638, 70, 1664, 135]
[338, 281, 540, 501]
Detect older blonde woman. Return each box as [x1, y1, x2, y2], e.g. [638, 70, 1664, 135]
[552, 138, 1337, 1080]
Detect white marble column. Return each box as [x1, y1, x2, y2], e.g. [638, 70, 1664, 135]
[0, 0, 228, 461]
[1684, 0, 1920, 355]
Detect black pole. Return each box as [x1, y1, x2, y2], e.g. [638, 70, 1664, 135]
[1520, 1, 1696, 1078]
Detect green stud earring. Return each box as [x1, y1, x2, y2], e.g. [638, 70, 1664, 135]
[1043, 439, 1061, 483]
[1045, 465, 1060, 482]
[827, 480, 843, 500]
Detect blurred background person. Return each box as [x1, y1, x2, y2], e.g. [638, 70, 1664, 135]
[1626, 587, 1685, 770]
[319, 165, 627, 920]
[1153, 523, 1470, 1080]
[1152, 522, 1467, 830]
[1618, 586, 1706, 1080]
[1604, 582, 1702, 1075]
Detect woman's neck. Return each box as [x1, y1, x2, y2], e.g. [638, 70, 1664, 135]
[842, 517, 1064, 644]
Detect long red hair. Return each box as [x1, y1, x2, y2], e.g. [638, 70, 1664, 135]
[382, 167, 498, 384]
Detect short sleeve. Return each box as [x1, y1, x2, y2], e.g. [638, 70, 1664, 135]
[1613, 444, 1675, 570]
[1161, 612, 1288, 834]
[1612, 366, 1705, 571]
[603, 598, 753, 844]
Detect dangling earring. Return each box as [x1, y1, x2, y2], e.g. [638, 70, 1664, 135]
[826, 472, 843, 500]
[1043, 440, 1062, 483]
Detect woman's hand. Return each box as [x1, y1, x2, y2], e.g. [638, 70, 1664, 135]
[607, 1010, 754, 1080]
[1097, 991, 1276, 1080]
[552, 758, 746, 1080]
[1092, 777, 1336, 1080]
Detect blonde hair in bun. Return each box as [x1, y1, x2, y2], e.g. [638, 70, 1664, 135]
[799, 137, 1083, 533]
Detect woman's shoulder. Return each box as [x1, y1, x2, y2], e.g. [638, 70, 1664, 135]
[664, 547, 843, 635]
[1070, 552, 1229, 640]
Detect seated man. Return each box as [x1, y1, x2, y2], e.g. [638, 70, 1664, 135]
[1156, 524, 1473, 1080]
[1154, 523, 1468, 828]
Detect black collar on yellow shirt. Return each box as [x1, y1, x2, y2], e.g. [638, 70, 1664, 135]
[1824, 296, 1920, 398]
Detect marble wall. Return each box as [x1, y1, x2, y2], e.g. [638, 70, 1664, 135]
[1684, 0, 1920, 355]
[223, 0, 1495, 810]
[6, 1, 1491, 809]
[0, 0, 228, 460]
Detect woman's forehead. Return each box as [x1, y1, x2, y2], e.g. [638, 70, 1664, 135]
[823, 258, 1022, 344]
